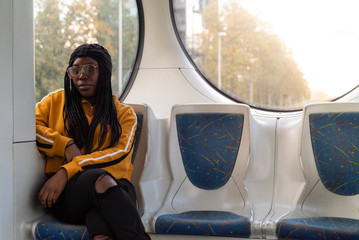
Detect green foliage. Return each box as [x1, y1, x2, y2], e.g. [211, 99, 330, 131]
[34, 0, 139, 102]
[195, 0, 310, 109]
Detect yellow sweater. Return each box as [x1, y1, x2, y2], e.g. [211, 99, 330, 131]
[35, 89, 136, 180]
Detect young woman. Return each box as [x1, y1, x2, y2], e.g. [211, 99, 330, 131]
[36, 43, 150, 240]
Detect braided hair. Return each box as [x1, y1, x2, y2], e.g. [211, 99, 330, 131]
[63, 43, 121, 153]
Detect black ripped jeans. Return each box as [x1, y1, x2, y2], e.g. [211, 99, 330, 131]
[52, 169, 150, 240]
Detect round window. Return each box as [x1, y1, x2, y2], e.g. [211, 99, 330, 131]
[172, 0, 359, 111]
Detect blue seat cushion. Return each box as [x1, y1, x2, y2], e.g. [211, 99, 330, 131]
[34, 220, 89, 240]
[276, 217, 359, 240]
[155, 210, 250, 237]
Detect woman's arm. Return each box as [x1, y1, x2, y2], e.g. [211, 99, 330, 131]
[38, 168, 68, 208]
[36, 124, 73, 158]
[62, 104, 137, 180]
[36, 89, 72, 158]
[64, 140, 83, 162]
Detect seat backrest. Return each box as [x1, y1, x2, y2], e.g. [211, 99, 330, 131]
[162, 103, 251, 214]
[127, 103, 148, 216]
[176, 112, 244, 190]
[263, 103, 359, 239]
[309, 111, 359, 196]
[297, 102, 359, 218]
[131, 112, 143, 164]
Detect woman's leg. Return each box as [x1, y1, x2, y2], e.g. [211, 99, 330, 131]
[93, 176, 150, 240]
[93, 236, 113, 240]
[52, 169, 150, 240]
[86, 208, 114, 240]
[52, 169, 107, 224]
[52, 169, 116, 239]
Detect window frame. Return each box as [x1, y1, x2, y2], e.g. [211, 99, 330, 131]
[119, 0, 145, 102]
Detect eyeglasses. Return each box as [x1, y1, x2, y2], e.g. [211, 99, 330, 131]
[67, 64, 98, 78]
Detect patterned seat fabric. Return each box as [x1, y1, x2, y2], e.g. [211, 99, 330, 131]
[176, 113, 244, 190]
[310, 112, 359, 195]
[34, 220, 88, 240]
[155, 113, 250, 237]
[276, 112, 359, 239]
[276, 217, 359, 240]
[155, 211, 250, 237]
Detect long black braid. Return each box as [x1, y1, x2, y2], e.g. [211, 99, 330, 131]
[63, 44, 121, 153]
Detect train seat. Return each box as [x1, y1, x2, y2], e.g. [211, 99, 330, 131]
[31, 103, 149, 240]
[274, 103, 359, 239]
[153, 104, 252, 238]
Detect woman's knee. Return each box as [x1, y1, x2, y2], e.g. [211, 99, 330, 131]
[95, 174, 117, 194]
[92, 234, 113, 240]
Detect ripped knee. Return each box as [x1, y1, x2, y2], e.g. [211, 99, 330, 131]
[95, 174, 117, 194]
[93, 235, 113, 240]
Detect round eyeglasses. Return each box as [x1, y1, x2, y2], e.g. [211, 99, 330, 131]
[67, 64, 98, 78]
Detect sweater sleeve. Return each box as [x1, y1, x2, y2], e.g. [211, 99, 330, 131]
[35, 91, 72, 158]
[62, 104, 137, 180]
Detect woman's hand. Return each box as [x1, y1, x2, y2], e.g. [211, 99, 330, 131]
[39, 168, 68, 208]
[64, 141, 82, 163]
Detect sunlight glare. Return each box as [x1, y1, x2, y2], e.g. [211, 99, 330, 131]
[240, 0, 359, 98]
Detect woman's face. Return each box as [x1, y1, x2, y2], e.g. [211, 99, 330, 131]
[70, 57, 99, 105]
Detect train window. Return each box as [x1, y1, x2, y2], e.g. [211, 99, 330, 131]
[34, 0, 140, 102]
[172, 0, 359, 111]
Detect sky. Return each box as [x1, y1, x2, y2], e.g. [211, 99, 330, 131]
[239, 0, 359, 97]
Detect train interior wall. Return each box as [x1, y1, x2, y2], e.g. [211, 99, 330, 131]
[2, 0, 357, 239]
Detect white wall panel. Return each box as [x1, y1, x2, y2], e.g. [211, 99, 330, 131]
[126, 69, 214, 118]
[13, 0, 35, 142]
[244, 112, 276, 237]
[13, 142, 46, 240]
[140, 0, 192, 69]
[0, 0, 14, 239]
